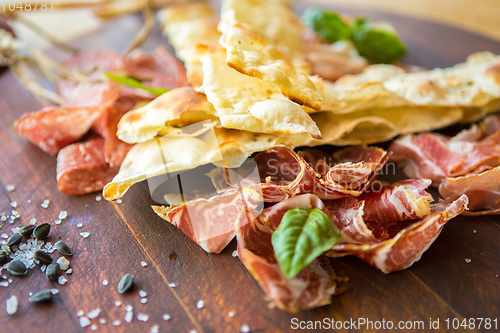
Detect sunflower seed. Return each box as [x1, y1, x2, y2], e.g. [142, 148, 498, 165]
[7, 260, 27, 276]
[0, 251, 8, 263]
[117, 274, 134, 293]
[53, 241, 72, 256]
[29, 289, 53, 303]
[19, 225, 36, 237]
[34, 250, 53, 265]
[6, 233, 22, 247]
[46, 263, 61, 281]
[33, 223, 50, 240]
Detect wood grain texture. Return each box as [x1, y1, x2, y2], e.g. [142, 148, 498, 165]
[0, 8, 499, 333]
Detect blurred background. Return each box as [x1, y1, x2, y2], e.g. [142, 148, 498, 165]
[3, 0, 500, 49]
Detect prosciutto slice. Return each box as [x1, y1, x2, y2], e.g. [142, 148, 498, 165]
[328, 195, 469, 273]
[390, 115, 500, 213]
[237, 194, 338, 312]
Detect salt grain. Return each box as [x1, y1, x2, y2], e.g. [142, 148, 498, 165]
[66, 268, 73, 275]
[77, 310, 84, 317]
[1, 215, 6, 222]
[112, 320, 121, 326]
[95, 195, 102, 202]
[1, 233, 8, 239]
[5, 296, 17, 315]
[228, 311, 235, 318]
[139, 290, 147, 297]
[115, 301, 122, 307]
[54, 219, 62, 225]
[79, 316, 91, 328]
[57, 257, 70, 271]
[196, 300, 204, 309]
[241, 324, 250, 332]
[125, 305, 133, 312]
[163, 314, 171, 321]
[168, 282, 176, 288]
[150, 324, 160, 333]
[41, 199, 50, 209]
[102, 280, 108, 286]
[50, 289, 59, 295]
[140, 298, 148, 304]
[90, 324, 98, 331]
[87, 308, 101, 319]
[10, 201, 17, 208]
[137, 313, 149, 322]
[80, 232, 90, 239]
[99, 318, 107, 324]
[232, 250, 238, 257]
[116, 199, 122, 204]
[0, 281, 9, 287]
[6, 184, 15, 192]
[40, 265, 46, 272]
[141, 261, 148, 267]
[189, 330, 197, 333]
[465, 258, 472, 263]
[58, 276, 68, 285]
[76, 223, 83, 228]
[58, 211, 68, 220]
[124, 311, 133, 323]
[29, 218, 36, 225]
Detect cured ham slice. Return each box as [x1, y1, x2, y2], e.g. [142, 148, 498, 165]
[237, 194, 338, 312]
[56, 137, 120, 195]
[439, 166, 500, 214]
[390, 115, 500, 213]
[254, 146, 389, 199]
[328, 195, 469, 273]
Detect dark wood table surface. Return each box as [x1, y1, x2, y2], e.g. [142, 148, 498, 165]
[0, 6, 499, 333]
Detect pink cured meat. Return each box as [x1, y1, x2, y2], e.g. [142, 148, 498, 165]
[329, 195, 469, 273]
[390, 115, 500, 214]
[125, 46, 188, 89]
[237, 194, 338, 312]
[56, 137, 120, 195]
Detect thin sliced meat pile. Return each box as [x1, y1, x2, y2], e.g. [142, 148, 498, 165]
[153, 146, 469, 311]
[390, 115, 500, 214]
[14, 47, 187, 195]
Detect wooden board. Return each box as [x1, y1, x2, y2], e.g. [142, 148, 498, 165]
[1, 7, 499, 333]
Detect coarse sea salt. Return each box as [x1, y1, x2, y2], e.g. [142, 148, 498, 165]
[140, 298, 148, 304]
[102, 280, 108, 286]
[76, 223, 83, 228]
[58, 211, 68, 220]
[77, 310, 84, 317]
[168, 282, 176, 288]
[151, 324, 160, 333]
[79, 316, 91, 328]
[95, 195, 102, 202]
[141, 261, 148, 267]
[6, 295, 18, 315]
[124, 311, 133, 323]
[112, 320, 121, 326]
[196, 300, 204, 309]
[6, 184, 15, 192]
[58, 276, 68, 285]
[99, 318, 107, 324]
[137, 313, 149, 322]
[87, 308, 101, 319]
[29, 218, 36, 225]
[80, 232, 90, 239]
[228, 311, 235, 318]
[163, 314, 171, 321]
[66, 268, 73, 275]
[232, 250, 238, 257]
[57, 257, 70, 271]
[139, 290, 147, 297]
[241, 324, 250, 333]
[50, 289, 59, 295]
[90, 324, 98, 331]
[115, 301, 122, 307]
[10, 201, 17, 208]
[125, 305, 133, 312]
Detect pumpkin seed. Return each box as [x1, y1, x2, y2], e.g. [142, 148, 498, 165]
[0, 250, 9, 263]
[34, 250, 53, 265]
[46, 263, 61, 281]
[19, 225, 36, 237]
[33, 223, 51, 240]
[29, 289, 53, 303]
[117, 274, 134, 293]
[6, 233, 22, 246]
[54, 241, 72, 256]
[7, 260, 27, 276]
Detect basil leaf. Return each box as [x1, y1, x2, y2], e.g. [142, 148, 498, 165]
[272, 207, 340, 279]
[301, 8, 351, 43]
[351, 18, 406, 63]
[104, 72, 169, 96]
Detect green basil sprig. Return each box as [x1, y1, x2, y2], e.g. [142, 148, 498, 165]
[272, 207, 341, 279]
[301, 8, 406, 63]
[104, 72, 169, 96]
